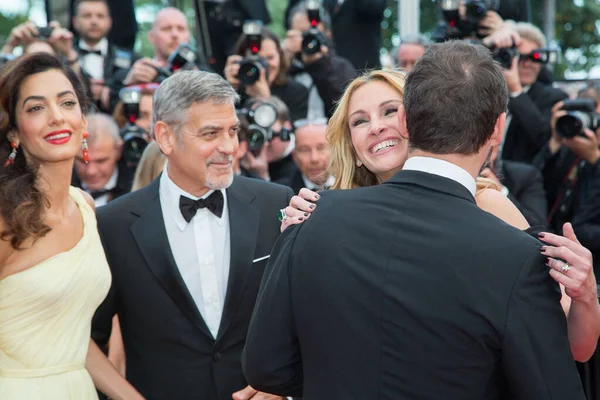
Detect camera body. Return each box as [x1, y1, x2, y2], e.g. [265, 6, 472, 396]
[237, 20, 269, 86]
[301, 0, 326, 55]
[35, 26, 54, 39]
[238, 100, 292, 155]
[556, 98, 600, 139]
[435, 0, 499, 41]
[156, 43, 197, 82]
[491, 46, 518, 69]
[118, 87, 149, 167]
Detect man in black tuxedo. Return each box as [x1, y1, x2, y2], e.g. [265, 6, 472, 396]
[243, 41, 585, 399]
[500, 22, 567, 163]
[71, 0, 138, 112]
[92, 70, 291, 400]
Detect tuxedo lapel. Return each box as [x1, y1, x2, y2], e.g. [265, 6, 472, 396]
[216, 179, 260, 341]
[130, 180, 213, 339]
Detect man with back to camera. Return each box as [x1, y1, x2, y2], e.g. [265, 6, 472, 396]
[242, 41, 585, 399]
[92, 70, 291, 400]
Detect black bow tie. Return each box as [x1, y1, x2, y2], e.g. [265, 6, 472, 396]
[179, 191, 224, 222]
[80, 48, 103, 56]
[90, 188, 113, 199]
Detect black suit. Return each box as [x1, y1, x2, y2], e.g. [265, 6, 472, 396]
[92, 176, 293, 400]
[243, 169, 584, 399]
[499, 160, 547, 227]
[71, 159, 134, 203]
[502, 81, 568, 164]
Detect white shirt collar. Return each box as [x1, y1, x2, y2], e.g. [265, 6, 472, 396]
[79, 38, 108, 56]
[160, 163, 227, 231]
[402, 156, 476, 197]
[302, 174, 335, 190]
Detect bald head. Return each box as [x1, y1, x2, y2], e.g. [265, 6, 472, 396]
[149, 7, 190, 63]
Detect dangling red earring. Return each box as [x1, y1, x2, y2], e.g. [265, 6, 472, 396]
[4, 141, 17, 167]
[82, 132, 89, 164]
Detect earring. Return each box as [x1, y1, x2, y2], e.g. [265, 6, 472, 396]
[82, 132, 89, 164]
[4, 141, 17, 167]
[356, 160, 362, 167]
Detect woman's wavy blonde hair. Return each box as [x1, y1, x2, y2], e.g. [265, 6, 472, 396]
[328, 69, 407, 190]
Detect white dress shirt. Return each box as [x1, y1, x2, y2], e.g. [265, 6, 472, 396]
[403, 156, 476, 197]
[302, 174, 336, 190]
[159, 164, 231, 338]
[79, 38, 108, 80]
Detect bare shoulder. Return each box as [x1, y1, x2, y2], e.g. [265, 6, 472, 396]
[475, 188, 529, 230]
[77, 188, 96, 212]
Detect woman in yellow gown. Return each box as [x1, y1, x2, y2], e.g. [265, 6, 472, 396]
[0, 53, 143, 399]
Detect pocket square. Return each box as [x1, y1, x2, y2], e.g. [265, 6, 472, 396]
[252, 255, 270, 263]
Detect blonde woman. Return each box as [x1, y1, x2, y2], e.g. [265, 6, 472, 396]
[280, 68, 599, 362]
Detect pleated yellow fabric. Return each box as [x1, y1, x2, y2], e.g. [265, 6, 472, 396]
[0, 187, 111, 400]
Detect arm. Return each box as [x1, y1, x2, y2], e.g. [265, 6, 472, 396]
[86, 339, 144, 400]
[304, 53, 358, 118]
[540, 224, 600, 362]
[508, 89, 568, 151]
[242, 225, 303, 397]
[502, 249, 586, 399]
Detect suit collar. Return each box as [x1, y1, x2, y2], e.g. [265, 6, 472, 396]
[402, 156, 477, 197]
[387, 169, 476, 204]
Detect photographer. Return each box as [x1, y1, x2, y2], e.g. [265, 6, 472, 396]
[225, 26, 309, 122]
[283, 1, 358, 119]
[394, 34, 429, 73]
[112, 83, 157, 135]
[1, 21, 83, 78]
[72, 0, 139, 113]
[239, 96, 300, 183]
[497, 22, 568, 163]
[533, 98, 600, 276]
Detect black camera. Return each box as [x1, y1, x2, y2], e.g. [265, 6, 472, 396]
[35, 26, 54, 39]
[301, 0, 326, 55]
[464, 0, 497, 25]
[519, 48, 559, 64]
[156, 43, 197, 82]
[118, 87, 149, 168]
[556, 98, 600, 139]
[237, 20, 269, 86]
[238, 100, 292, 156]
[491, 46, 518, 69]
[435, 0, 499, 40]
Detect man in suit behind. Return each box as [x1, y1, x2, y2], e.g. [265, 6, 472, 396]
[500, 22, 567, 163]
[243, 41, 585, 399]
[92, 70, 291, 400]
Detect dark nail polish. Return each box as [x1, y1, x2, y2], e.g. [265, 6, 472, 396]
[540, 246, 547, 253]
[304, 212, 309, 217]
[298, 217, 304, 221]
[537, 232, 545, 238]
[309, 204, 316, 210]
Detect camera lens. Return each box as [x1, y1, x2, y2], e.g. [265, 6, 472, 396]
[122, 133, 148, 167]
[302, 32, 322, 55]
[238, 60, 261, 85]
[252, 103, 277, 128]
[556, 112, 590, 139]
[248, 127, 266, 153]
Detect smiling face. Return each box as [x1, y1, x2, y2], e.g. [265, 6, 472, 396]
[155, 100, 240, 197]
[347, 81, 407, 182]
[13, 69, 86, 164]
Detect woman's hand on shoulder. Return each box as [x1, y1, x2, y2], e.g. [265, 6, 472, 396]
[280, 188, 321, 232]
[78, 189, 96, 212]
[475, 188, 529, 230]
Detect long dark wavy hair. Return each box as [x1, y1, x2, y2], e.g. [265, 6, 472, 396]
[0, 53, 88, 250]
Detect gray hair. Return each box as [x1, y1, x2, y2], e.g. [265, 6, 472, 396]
[514, 22, 547, 48]
[393, 34, 431, 63]
[86, 112, 121, 147]
[152, 70, 240, 136]
[287, 1, 332, 31]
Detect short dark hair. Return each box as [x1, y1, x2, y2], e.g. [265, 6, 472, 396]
[75, 0, 110, 15]
[403, 41, 508, 155]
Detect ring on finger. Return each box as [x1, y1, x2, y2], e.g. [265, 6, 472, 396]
[560, 262, 571, 274]
[277, 208, 290, 222]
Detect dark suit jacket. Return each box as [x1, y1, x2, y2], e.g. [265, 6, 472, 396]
[92, 176, 293, 400]
[500, 160, 547, 227]
[502, 81, 568, 164]
[71, 159, 134, 203]
[243, 169, 584, 399]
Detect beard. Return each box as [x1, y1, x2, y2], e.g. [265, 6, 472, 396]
[205, 156, 234, 190]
